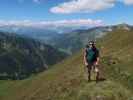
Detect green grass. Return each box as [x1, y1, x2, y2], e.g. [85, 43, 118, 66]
[0, 28, 133, 100]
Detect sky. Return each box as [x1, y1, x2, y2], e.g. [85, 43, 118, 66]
[0, 0, 133, 27]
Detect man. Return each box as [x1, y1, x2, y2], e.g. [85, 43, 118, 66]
[84, 41, 100, 82]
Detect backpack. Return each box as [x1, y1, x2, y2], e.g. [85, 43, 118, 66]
[86, 47, 99, 63]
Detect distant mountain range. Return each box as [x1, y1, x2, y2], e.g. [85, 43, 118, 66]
[0, 25, 89, 43]
[0, 31, 68, 80]
[47, 24, 133, 54]
[0, 25, 60, 43]
[0, 23, 132, 55]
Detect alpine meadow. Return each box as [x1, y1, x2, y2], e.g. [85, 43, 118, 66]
[0, 0, 133, 100]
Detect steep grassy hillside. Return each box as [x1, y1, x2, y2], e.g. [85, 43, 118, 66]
[0, 31, 67, 79]
[98, 28, 133, 91]
[0, 28, 133, 100]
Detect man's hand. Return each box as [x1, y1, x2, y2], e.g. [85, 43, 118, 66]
[85, 61, 88, 66]
[95, 57, 100, 65]
[95, 61, 99, 66]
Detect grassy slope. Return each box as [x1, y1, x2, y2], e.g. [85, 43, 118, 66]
[98, 29, 133, 90]
[0, 28, 133, 100]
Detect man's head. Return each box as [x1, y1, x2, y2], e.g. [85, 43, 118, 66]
[88, 41, 95, 48]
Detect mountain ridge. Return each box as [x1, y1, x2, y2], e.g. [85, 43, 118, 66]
[0, 31, 68, 80]
[48, 24, 133, 54]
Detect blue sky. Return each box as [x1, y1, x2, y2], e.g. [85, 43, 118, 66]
[0, 0, 133, 26]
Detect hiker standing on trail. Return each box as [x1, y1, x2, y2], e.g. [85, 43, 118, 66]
[84, 41, 100, 82]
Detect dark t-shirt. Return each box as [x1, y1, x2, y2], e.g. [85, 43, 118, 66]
[85, 47, 99, 63]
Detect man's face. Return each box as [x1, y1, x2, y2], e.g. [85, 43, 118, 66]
[89, 43, 93, 48]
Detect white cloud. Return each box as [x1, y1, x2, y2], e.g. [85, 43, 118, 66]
[0, 19, 104, 28]
[41, 19, 103, 27]
[50, 0, 116, 14]
[123, 0, 133, 5]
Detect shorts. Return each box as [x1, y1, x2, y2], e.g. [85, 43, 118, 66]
[86, 62, 99, 72]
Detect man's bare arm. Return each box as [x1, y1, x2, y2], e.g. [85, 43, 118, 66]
[96, 49, 100, 65]
[83, 48, 88, 66]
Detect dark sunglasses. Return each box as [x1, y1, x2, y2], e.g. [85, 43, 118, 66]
[89, 43, 93, 45]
